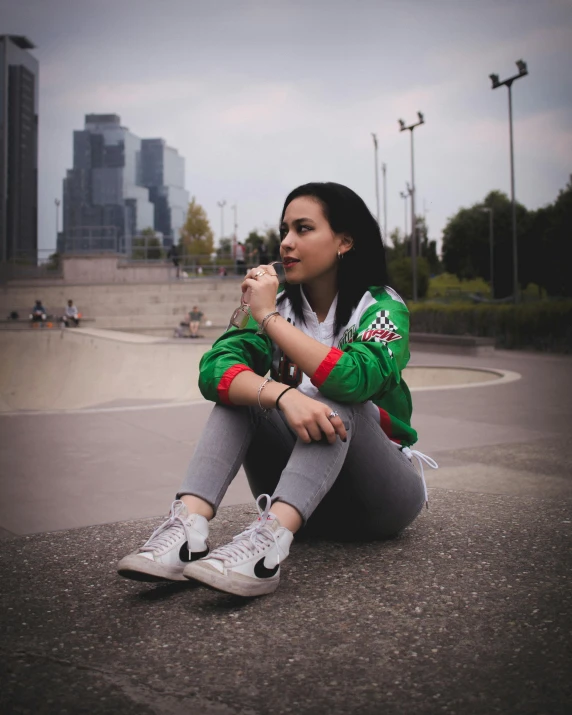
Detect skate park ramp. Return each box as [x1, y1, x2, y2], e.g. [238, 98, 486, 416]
[0, 328, 518, 413]
[0, 328, 211, 412]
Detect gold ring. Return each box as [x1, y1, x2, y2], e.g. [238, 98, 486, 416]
[254, 270, 265, 278]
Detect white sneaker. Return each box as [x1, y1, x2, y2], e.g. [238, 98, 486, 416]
[117, 500, 210, 582]
[183, 494, 293, 597]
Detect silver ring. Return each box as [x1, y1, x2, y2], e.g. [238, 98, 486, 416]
[328, 411, 339, 419]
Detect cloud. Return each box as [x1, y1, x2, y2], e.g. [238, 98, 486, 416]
[8, 0, 570, 254]
[52, 78, 205, 112]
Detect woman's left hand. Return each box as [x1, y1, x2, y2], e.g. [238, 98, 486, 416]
[241, 264, 280, 323]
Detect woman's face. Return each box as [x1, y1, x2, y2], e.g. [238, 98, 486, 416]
[279, 196, 350, 285]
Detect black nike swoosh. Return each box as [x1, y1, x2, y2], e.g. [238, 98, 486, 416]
[179, 543, 209, 563]
[254, 557, 279, 579]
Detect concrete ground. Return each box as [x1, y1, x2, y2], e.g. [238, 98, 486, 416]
[0, 348, 571, 713]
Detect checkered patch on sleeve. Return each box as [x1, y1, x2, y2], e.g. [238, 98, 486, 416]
[358, 310, 402, 347]
[369, 311, 397, 332]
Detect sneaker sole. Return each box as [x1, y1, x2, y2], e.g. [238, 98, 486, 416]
[183, 563, 280, 597]
[117, 554, 187, 583]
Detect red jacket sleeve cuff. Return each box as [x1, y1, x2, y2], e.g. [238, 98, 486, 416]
[217, 364, 254, 405]
[311, 348, 344, 388]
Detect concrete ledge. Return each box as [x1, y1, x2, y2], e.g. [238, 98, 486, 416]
[411, 332, 496, 356]
[0, 491, 570, 714]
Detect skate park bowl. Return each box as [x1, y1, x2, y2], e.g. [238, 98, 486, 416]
[0, 328, 521, 414]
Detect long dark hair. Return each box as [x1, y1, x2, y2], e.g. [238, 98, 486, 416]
[278, 182, 388, 334]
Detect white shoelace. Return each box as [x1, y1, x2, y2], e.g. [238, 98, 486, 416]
[208, 494, 281, 567]
[140, 500, 195, 557]
[402, 447, 439, 509]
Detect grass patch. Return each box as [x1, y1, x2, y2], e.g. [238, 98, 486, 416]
[428, 273, 490, 299]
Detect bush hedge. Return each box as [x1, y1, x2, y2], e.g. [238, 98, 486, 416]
[408, 300, 572, 352]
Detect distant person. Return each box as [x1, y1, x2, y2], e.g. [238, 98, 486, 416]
[29, 300, 47, 326]
[218, 266, 228, 278]
[189, 306, 204, 338]
[235, 241, 246, 275]
[197, 265, 203, 277]
[61, 299, 80, 328]
[167, 244, 180, 278]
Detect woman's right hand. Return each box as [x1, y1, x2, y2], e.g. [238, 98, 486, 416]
[277, 389, 347, 445]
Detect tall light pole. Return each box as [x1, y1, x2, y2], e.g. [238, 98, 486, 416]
[231, 203, 238, 259]
[55, 198, 61, 251]
[217, 200, 226, 245]
[480, 206, 495, 297]
[371, 133, 380, 229]
[398, 111, 425, 301]
[382, 162, 387, 239]
[400, 184, 411, 242]
[489, 59, 528, 303]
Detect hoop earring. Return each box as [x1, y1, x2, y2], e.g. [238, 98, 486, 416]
[337, 251, 343, 259]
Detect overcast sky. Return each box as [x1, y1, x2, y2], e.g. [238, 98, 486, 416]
[4, 0, 572, 254]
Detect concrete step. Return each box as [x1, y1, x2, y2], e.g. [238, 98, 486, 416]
[1, 282, 242, 326]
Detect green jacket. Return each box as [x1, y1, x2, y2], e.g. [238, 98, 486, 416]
[199, 285, 417, 447]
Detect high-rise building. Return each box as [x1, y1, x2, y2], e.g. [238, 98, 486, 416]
[0, 35, 39, 262]
[141, 139, 189, 246]
[62, 115, 189, 254]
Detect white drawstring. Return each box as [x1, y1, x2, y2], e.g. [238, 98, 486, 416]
[402, 447, 439, 509]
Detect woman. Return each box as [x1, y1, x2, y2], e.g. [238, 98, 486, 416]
[118, 182, 436, 597]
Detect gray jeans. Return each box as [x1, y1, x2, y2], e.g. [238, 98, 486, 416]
[178, 396, 426, 540]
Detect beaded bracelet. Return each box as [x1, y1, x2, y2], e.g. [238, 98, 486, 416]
[257, 377, 273, 412]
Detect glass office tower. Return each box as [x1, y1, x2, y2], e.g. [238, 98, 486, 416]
[0, 35, 39, 262]
[62, 115, 188, 254]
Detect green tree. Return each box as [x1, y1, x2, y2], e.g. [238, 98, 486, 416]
[265, 227, 280, 261]
[536, 176, 572, 297]
[246, 230, 265, 255]
[386, 218, 440, 287]
[386, 228, 408, 262]
[217, 237, 232, 257]
[387, 256, 430, 300]
[243, 228, 280, 262]
[180, 197, 214, 258]
[415, 216, 441, 275]
[442, 191, 529, 298]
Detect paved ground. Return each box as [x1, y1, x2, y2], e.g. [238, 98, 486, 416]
[0, 347, 571, 713]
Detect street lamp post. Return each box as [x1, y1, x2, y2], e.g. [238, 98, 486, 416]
[231, 203, 238, 260]
[398, 112, 425, 301]
[400, 184, 411, 242]
[480, 207, 495, 298]
[371, 133, 381, 229]
[382, 162, 387, 240]
[489, 59, 528, 303]
[217, 200, 227, 246]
